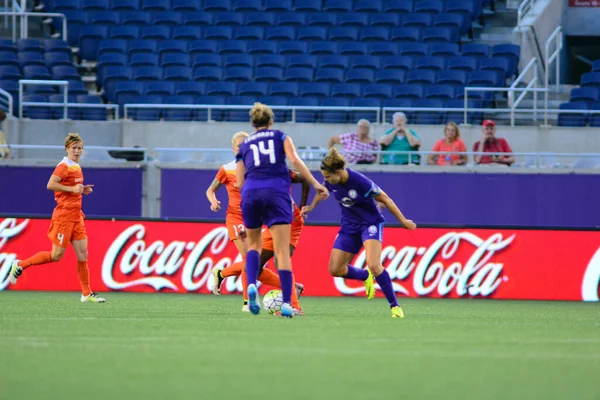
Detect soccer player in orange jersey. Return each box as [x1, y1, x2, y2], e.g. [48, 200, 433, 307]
[206, 131, 307, 312]
[8, 133, 106, 303]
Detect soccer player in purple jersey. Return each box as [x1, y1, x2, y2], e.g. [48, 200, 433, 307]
[301, 148, 417, 318]
[236, 103, 328, 317]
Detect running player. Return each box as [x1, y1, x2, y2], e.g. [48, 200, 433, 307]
[8, 133, 106, 303]
[301, 148, 416, 318]
[236, 103, 327, 317]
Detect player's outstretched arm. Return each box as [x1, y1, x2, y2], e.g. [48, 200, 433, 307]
[283, 136, 328, 198]
[206, 179, 223, 212]
[235, 160, 246, 189]
[374, 189, 416, 230]
[47, 174, 83, 194]
[301, 192, 327, 218]
[291, 171, 311, 209]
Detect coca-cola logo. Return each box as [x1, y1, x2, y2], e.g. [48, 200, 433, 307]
[581, 247, 600, 301]
[335, 232, 515, 297]
[102, 224, 243, 293]
[0, 218, 30, 290]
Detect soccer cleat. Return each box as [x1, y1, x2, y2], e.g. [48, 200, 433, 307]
[247, 284, 261, 315]
[211, 267, 224, 295]
[81, 292, 106, 303]
[9, 260, 23, 285]
[295, 282, 305, 298]
[391, 306, 404, 318]
[280, 302, 293, 318]
[364, 269, 375, 300]
[242, 303, 250, 312]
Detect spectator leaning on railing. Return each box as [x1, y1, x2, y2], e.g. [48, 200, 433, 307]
[427, 122, 467, 166]
[327, 119, 378, 164]
[0, 110, 11, 160]
[379, 112, 421, 165]
[473, 120, 515, 166]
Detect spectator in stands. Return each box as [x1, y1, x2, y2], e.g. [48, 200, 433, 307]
[379, 112, 421, 165]
[427, 122, 467, 166]
[0, 110, 10, 160]
[473, 120, 515, 166]
[327, 119, 378, 164]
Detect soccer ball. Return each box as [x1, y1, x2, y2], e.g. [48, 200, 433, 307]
[263, 289, 284, 314]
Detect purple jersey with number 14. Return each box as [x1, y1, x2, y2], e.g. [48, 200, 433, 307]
[236, 129, 293, 229]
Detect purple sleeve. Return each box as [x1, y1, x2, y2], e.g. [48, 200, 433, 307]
[356, 173, 380, 198]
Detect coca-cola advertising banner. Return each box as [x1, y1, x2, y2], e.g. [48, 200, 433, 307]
[1, 217, 599, 301]
[569, 0, 600, 6]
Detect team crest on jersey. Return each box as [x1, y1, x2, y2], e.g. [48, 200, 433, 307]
[368, 225, 378, 235]
[340, 197, 355, 207]
[348, 189, 357, 199]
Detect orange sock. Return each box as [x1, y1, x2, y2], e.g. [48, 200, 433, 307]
[258, 268, 280, 288]
[221, 260, 244, 278]
[77, 261, 92, 296]
[241, 267, 248, 302]
[18, 251, 52, 270]
[291, 274, 300, 310]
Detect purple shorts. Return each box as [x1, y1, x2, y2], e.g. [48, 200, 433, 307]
[241, 188, 293, 229]
[333, 223, 384, 254]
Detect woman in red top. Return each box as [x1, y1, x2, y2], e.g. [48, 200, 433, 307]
[427, 122, 467, 166]
[9, 133, 105, 303]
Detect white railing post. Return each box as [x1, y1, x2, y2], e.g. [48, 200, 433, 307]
[463, 87, 468, 124]
[544, 26, 563, 126]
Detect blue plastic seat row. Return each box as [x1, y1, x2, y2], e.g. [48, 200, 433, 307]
[0, 65, 81, 81]
[558, 102, 600, 127]
[0, 78, 87, 96]
[18, 94, 106, 120]
[0, 38, 71, 54]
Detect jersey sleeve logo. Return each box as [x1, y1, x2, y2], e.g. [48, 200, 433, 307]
[348, 189, 357, 199]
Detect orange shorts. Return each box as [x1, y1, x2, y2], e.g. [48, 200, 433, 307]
[47, 219, 87, 248]
[226, 214, 246, 241]
[262, 218, 304, 251]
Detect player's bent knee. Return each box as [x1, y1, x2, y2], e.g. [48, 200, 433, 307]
[367, 263, 384, 276]
[51, 251, 64, 262]
[328, 263, 346, 277]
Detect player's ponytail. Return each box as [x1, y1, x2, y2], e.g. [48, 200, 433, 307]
[321, 147, 346, 172]
[249, 102, 274, 128]
[64, 132, 82, 148]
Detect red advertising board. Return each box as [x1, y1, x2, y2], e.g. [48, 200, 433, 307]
[1, 217, 599, 301]
[569, 0, 600, 6]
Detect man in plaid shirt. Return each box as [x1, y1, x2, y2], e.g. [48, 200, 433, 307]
[327, 119, 379, 164]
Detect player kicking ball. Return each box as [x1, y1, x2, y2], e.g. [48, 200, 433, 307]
[301, 148, 416, 318]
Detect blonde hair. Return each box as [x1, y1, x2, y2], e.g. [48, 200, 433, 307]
[249, 102, 274, 127]
[444, 122, 461, 139]
[321, 147, 346, 172]
[231, 131, 249, 145]
[64, 132, 83, 148]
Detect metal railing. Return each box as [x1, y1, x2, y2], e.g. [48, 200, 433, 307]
[517, 0, 537, 26]
[544, 26, 563, 126]
[0, 88, 13, 115]
[6, 144, 148, 162]
[0, 11, 67, 41]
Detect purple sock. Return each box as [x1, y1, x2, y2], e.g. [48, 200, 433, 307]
[344, 264, 369, 281]
[278, 269, 293, 304]
[375, 270, 399, 308]
[245, 250, 260, 286]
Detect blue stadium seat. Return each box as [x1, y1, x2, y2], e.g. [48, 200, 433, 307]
[345, 69, 375, 84]
[266, 27, 296, 41]
[329, 27, 359, 41]
[570, 87, 600, 103]
[415, 0, 444, 14]
[91, 11, 121, 25]
[141, 0, 170, 12]
[589, 103, 600, 127]
[255, 54, 284, 68]
[429, 42, 460, 57]
[227, 95, 257, 121]
[308, 42, 337, 56]
[491, 44, 520, 76]
[0, 39, 16, 52]
[172, 0, 201, 11]
[175, 81, 205, 96]
[351, 97, 381, 122]
[376, 69, 406, 84]
[245, 12, 276, 27]
[447, 56, 479, 71]
[592, 60, 600, 72]
[164, 66, 193, 81]
[338, 13, 369, 27]
[238, 82, 268, 97]
[264, 0, 292, 12]
[23, 65, 52, 80]
[77, 95, 107, 121]
[287, 55, 317, 69]
[298, 27, 328, 41]
[133, 66, 162, 81]
[403, 13, 433, 28]
[98, 39, 129, 56]
[218, 40, 247, 55]
[257, 96, 289, 122]
[295, 0, 322, 12]
[81, 0, 109, 11]
[195, 96, 226, 121]
[468, 70, 502, 87]
[390, 27, 421, 42]
[413, 99, 444, 124]
[0, 66, 21, 80]
[203, 27, 234, 41]
[161, 54, 190, 68]
[394, 84, 425, 99]
[278, 42, 308, 55]
[114, 81, 145, 105]
[384, 0, 414, 13]
[370, 13, 401, 28]
[382, 56, 414, 70]
[67, 80, 87, 96]
[368, 43, 398, 57]
[350, 56, 380, 70]
[415, 56, 446, 71]
[320, 55, 349, 70]
[248, 41, 278, 55]
[97, 53, 128, 82]
[158, 40, 188, 57]
[203, 0, 231, 12]
[163, 95, 195, 121]
[110, 26, 140, 40]
[434, 13, 466, 34]
[444, 99, 482, 124]
[193, 66, 223, 82]
[102, 66, 133, 99]
[52, 65, 80, 80]
[558, 102, 588, 127]
[360, 27, 390, 42]
[206, 82, 236, 96]
[300, 82, 330, 97]
[110, 0, 140, 11]
[0, 52, 19, 67]
[445, 0, 480, 21]
[289, 96, 319, 122]
[235, 27, 264, 41]
[22, 94, 51, 119]
[184, 12, 213, 26]
[324, 0, 352, 12]
[581, 72, 600, 88]
[269, 82, 299, 97]
[130, 53, 159, 67]
[319, 97, 349, 123]
[315, 68, 345, 84]
[383, 98, 414, 122]
[254, 66, 284, 82]
[18, 52, 45, 67]
[146, 81, 176, 96]
[45, 52, 73, 68]
[79, 26, 109, 60]
[172, 27, 202, 40]
[437, 70, 467, 86]
[422, 27, 458, 43]
[44, 39, 71, 54]
[223, 54, 252, 69]
[425, 84, 455, 100]
[26, 83, 57, 95]
[455, 85, 493, 107]
[232, 0, 260, 12]
[276, 12, 306, 27]
[130, 95, 163, 121]
[189, 40, 218, 56]
[462, 43, 491, 57]
[214, 12, 244, 27]
[119, 11, 151, 26]
[52, 0, 78, 11]
[140, 26, 171, 41]
[307, 13, 338, 28]
[339, 42, 368, 56]
[153, 12, 184, 26]
[331, 83, 361, 98]
[363, 83, 393, 99]
[223, 66, 253, 82]
[285, 67, 314, 83]
[355, 0, 383, 13]
[480, 58, 511, 78]
[129, 40, 159, 55]
[399, 43, 428, 57]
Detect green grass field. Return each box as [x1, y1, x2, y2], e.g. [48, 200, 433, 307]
[0, 292, 598, 400]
